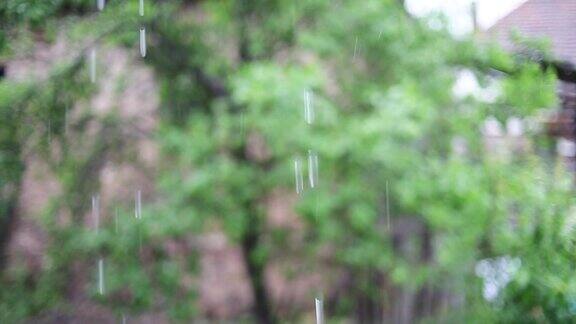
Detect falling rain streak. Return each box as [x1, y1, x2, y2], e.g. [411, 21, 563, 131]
[98, 258, 105, 295]
[97, 0, 105, 11]
[294, 158, 304, 194]
[315, 297, 324, 324]
[92, 194, 100, 232]
[135, 190, 142, 219]
[139, 28, 147, 58]
[304, 90, 314, 124]
[139, 0, 145, 16]
[308, 150, 318, 188]
[89, 48, 96, 83]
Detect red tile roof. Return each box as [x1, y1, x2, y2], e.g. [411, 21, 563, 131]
[488, 0, 576, 63]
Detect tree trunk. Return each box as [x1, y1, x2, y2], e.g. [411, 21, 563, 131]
[0, 144, 24, 275]
[241, 220, 275, 324]
[0, 183, 21, 273]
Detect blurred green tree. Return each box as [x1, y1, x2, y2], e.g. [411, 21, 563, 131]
[1, 0, 574, 323]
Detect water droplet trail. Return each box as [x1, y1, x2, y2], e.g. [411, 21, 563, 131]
[135, 190, 142, 219]
[304, 90, 314, 124]
[92, 194, 100, 232]
[98, 258, 105, 295]
[308, 150, 318, 188]
[315, 297, 324, 324]
[89, 48, 97, 83]
[294, 158, 304, 194]
[139, 27, 147, 58]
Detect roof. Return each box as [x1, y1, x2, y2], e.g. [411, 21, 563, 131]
[487, 0, 576, 64]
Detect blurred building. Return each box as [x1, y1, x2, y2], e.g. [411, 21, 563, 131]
[487, 0, 576, 167]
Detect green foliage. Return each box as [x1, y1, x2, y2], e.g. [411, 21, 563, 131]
[0, 0, 92, 55]
[1, 0, 575, 322]
[1, 0, 91, 27]
[501, 64, 557, 114]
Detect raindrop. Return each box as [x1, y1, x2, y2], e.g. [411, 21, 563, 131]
[294, 157, 304, 194]
[92, 194, 100, 232]
[304, 89, 314, 124]
[97, 0, 105, 11]
[139, 27, 147, 58]
[98, 258, 105, 295]
[135, 190, 142, 219]
[89, 48, 97, 83]
[315, 297, 324, 324]
[308, 150, 318, 188]
[139, 0, 144, 16]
